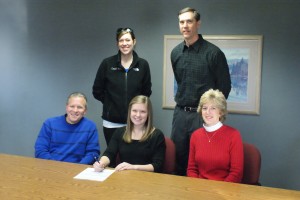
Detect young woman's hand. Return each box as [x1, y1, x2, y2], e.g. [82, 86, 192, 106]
[93, 161, 105, 172]
[115, 162, 135, 171]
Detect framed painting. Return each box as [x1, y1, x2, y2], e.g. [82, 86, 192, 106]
[163, 35, 263, 115]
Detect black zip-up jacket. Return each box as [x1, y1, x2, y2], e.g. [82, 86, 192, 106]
[92, 51, 152, 123]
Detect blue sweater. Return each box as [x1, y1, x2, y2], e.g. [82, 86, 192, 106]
[35, 115, 100, 164]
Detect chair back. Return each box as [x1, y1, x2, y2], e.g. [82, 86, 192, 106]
[242, 143, 261, 185]
[163, 137, 176, 174]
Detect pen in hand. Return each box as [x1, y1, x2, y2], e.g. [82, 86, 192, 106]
[93, 156, 104, 172]
[94, 156, 100, 164]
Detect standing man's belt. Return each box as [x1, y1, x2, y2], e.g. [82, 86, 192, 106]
[177, 105, 198, 112]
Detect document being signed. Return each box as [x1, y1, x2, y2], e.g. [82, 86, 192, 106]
[74, 167, 115, 182]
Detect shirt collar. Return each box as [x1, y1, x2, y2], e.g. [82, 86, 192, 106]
[117, 50, 138, 65]
[181, 34, 203, 52]
[203, 121, 223, 132]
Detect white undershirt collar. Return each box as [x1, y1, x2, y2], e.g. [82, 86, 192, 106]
[203, 121, 223, 132]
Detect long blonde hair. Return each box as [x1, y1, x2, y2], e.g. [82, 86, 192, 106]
[123, 95, 155, 143]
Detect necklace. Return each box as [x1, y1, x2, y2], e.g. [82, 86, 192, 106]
[205, 130, 219, 143]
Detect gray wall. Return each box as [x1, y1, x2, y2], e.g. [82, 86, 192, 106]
[1, 0, 300, 190]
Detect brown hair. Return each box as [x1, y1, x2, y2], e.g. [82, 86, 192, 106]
[116, 27, 136, 41]
[178, 7, 201, 21]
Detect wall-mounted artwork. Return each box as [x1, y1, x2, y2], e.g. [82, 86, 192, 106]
[163, 35, 263, 115]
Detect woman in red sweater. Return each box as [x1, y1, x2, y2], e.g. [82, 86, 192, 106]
[187, 89, 244, 183]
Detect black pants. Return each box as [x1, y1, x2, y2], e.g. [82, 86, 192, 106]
[171, 106, 202, 176]
[103, 127, 118, 146]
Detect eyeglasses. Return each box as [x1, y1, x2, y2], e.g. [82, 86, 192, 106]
[117, 27, 133, 34]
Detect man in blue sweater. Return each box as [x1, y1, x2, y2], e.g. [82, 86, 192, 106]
[35, 92, 100, 164]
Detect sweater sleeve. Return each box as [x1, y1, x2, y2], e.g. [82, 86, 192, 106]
[102, 128, 123, 165]
[150, 130, 166, 173]
[34, 121, 53, 160]
[187, 131, 200, 178]
[79, 127, 100, 165]
[224, 130, 244, 183]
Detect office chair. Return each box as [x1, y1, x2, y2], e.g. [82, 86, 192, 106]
[242, 142, 261, 185]
[163, 137, 176, 174]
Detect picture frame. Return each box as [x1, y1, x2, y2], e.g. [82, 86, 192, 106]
[163, 35, 263, 115]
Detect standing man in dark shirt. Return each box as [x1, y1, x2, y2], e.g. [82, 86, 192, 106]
[171, 7, 231, 176]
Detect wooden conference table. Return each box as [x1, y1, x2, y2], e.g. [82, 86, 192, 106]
[0, 154, 300, 200]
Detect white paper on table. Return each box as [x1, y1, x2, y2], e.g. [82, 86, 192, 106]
[74, 167, 115, 182]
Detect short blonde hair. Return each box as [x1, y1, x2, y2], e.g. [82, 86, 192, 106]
[197, 89, 227, 122]
[67, 92, 87, 109]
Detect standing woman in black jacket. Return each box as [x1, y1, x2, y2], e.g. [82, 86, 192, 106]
[93, 27, 152, 146]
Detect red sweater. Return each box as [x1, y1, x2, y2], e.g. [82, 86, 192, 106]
[187, 125, 244, 183]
